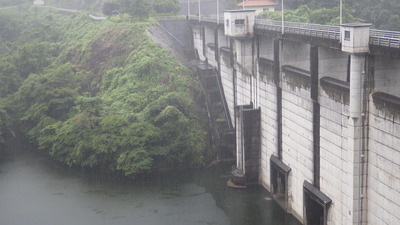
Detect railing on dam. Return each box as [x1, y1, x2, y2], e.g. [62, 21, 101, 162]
[157, 16, 400, 49]
[370, 29, 400, 48]
[255, 19, 341, 40]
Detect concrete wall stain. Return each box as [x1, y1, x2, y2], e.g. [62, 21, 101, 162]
[282, 65, 311, 91]
[320, 77, 350, 105]
[372, 92, 400, 121]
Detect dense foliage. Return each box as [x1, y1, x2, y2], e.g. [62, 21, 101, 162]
[261, 0, 400, 30]
[347, 0, 400, 30]
[0, 6, 208, 176]
[45, 0, 103, 11]
[260, 5, 360, 25]
[102, 0, 180, 17]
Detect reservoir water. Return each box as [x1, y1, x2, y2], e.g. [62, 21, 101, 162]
[0, 146, 301, 225]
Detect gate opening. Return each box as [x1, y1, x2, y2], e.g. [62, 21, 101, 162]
[303, 181, 332, 225]
[270, 155, 291, 210]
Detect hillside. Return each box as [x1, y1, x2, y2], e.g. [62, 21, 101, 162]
[0, 6, 209, 177]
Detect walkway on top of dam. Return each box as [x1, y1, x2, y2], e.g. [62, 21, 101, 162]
[157, 15, 400, 49]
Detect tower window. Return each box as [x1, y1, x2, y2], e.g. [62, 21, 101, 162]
[344, 30, 350, 40]
[235, 19, 245, 25]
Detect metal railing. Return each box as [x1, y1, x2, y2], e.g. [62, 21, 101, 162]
[370, 29, 400, 48]
[255, 19, 341, 40]
[189, 15, 224, 24]
[156, 15, 186, 21]
[159, 16, 400, 49]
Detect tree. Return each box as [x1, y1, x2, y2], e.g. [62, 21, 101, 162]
[13, 43, 53, 78]
[0, 14, 21, 42]
[1, 8, 208, 177]
[259, 5, 360, 25]
[152, 0, 180, 14]
[0, 98, 11, 144]
[114, 0, 180, 17]
[15, 63, 82, 142]
[117, 0, 151, 19]
[0, 58, 21, 97]
[280, 0, 400, 30]
[102, 1, 120, 16]
[283, 0, 311, 10]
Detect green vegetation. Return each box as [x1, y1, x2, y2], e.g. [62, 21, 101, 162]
[0, 6, 208, 176]
[259, 5, 360, 25]
[45, 0, 103, 11]
[347, 0, 400, 30]
[261, 0, 400, 30]
[153, 0, 179, 14]
[102, 0, 180, 17]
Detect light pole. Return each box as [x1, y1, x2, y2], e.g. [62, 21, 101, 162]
[198, 0, 201, 22]
[340, 0, 343, 24]
[217, 0, 219, 24]
[242, 0, 245, 10]
[281, 0, 284, 34]
[188, 0, 190, 19]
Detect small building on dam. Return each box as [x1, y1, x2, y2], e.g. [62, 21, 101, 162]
[158, 9, 400, 225]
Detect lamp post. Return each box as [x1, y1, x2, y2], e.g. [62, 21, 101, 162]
[217, 0, 219, 24]
[242, 0, 245, 10]
[340, 0, 343, 24]
[198, 0, 201, 22]
[188, 0, 190, 19]
[281, 0, 284, 34]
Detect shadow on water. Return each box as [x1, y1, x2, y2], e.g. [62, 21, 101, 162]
[0, 135, 301, 225]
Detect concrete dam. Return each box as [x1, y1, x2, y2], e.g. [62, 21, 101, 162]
[157, 11, 400, 225]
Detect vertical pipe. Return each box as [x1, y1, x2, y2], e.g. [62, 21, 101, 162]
[237, 108, 241, 169]
[234, 69, 237, 127]
[233, 68, 238, 167]
[202, 26, 206, 58]
[215, 28, 219, 61]
[256, 36, 260, 108]
[357, 55, 366, 225]
[237, 106, 244, 173]
[250, 74, 253, 105]
[241, 107, 245, 175]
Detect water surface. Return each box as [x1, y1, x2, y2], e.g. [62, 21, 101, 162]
[0, 148, 301, 225]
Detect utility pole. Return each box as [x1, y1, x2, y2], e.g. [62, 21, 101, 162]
[281, 0, 284, 34]
[340, 0, 343, 24]
[217, 0, 219, 24]
[198, 0, 201, 22]
[188, 0, 190, 20]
